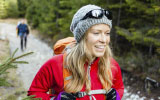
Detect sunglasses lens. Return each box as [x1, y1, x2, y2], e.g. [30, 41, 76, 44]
[91, 10, 103, 18]
[105, 11, 112, 20]
[81, 9, 112, 20]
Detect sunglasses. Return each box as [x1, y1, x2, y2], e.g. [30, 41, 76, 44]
[81, 9, 112, 20]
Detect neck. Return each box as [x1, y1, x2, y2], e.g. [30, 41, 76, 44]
[88, 57, 97, 65]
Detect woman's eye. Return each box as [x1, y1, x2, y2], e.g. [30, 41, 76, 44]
[105, 33, 110, 36]
[93, 32, 99, 35]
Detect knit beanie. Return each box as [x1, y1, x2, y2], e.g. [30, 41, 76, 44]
[70, 4, 112, 43]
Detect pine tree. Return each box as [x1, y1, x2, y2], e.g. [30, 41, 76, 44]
[114, 0, 160, 56]
[0, 48, 33, 86]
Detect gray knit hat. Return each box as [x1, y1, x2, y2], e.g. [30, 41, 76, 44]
[70, 4, 112, 43]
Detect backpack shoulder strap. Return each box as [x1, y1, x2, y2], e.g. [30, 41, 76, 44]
[63, 52, 72, 87]
[49, 53, 71, 94]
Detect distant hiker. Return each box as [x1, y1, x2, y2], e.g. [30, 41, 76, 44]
[17, 20, 29, 51]
[28, 4, 124, 100]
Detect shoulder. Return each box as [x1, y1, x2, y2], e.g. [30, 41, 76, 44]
[110, 58, 121, 77]
[42, 54, 63, 67]
[24, 24, 28, 27]
[18, 24, 22, 27]
[37, 54, 63, 77]
[39, 54, 63, 72]
[110, 58, 124, 98]
[111, 58, 120, 69]
[31, 54, 64, 92]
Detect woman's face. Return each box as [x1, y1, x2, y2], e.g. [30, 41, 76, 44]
[86, 24, 111, 57]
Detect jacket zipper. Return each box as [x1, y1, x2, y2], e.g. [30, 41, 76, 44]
[87, 64, 92, 100]
[87, 64, 91, 81]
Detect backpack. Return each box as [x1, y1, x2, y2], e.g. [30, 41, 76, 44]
[53, 36, 76, 87]
[53, 37, 76, 54]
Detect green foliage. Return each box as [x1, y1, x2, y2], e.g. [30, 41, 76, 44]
[5, 0, 19, 18]
[0, 0, 7, 18]
[113, 0, 160, 56]
[0, 0, 19, 18]
[22, 95, 41, 100]
[116, 26, 160, 47]
[0, 48, 33, 86]
[0, 78, 10, 86]
[17, 0, 31, 17]
[6, 95, 17, 100]
[146, 28, 160, 36]
[117, 51, 160, 81]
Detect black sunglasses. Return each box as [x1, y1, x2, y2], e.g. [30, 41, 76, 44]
[81, 9, 112, 20]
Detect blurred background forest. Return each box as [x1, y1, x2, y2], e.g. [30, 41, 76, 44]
[0, 0, 160, 82]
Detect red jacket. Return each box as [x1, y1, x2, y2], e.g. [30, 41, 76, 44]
[28, 54, 124, 100]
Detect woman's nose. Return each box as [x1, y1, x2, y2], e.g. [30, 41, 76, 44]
[99, 33, 106, 43]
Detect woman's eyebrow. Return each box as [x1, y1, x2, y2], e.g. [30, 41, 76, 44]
[90, 29, 101, 32]
[91, 29, 110, 33]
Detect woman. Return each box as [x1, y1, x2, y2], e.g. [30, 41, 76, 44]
[28, 4, 124, 100]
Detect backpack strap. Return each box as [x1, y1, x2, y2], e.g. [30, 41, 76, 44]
[49, 53, 71, 95]
[63, 52, 72, 87]
[73, 89, 107, 98]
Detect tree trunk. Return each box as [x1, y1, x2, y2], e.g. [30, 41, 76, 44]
[149, 44, 153, 56]
[114, 0, 122, 50]
[117, 0, 122, 26]
[106, 0, 109, 4]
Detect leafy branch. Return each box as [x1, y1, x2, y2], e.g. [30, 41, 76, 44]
[0, 48, 33, 86]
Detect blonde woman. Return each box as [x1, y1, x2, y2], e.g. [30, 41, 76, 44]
[28, 4, 124, 100]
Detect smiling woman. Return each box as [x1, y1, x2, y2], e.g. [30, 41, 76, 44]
[28, 4, 124, 100]
[86, 24, 111, 58]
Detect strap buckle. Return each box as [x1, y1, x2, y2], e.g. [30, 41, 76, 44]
[75, 92, 86, 98]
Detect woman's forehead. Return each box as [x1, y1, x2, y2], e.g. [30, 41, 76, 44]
[89, 24, 111, 31]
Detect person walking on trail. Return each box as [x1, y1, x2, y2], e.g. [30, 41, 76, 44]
[17, 20, 29, 51]
[28, 4, 124, 100]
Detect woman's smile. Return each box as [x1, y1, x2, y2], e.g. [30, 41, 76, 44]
[95, 45, 106, 51]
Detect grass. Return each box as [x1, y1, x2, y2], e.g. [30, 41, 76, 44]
[0, 39, 10, 63]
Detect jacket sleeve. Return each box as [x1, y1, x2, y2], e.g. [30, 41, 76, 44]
[27, 55, 63, 100]
[111, 58, 124, 99]
[27, 60, 54, 100]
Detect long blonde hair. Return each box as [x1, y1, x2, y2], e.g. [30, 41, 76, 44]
[64, 33, 113, 93]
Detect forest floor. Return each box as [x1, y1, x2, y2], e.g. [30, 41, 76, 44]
[122, 71, 160, 100]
